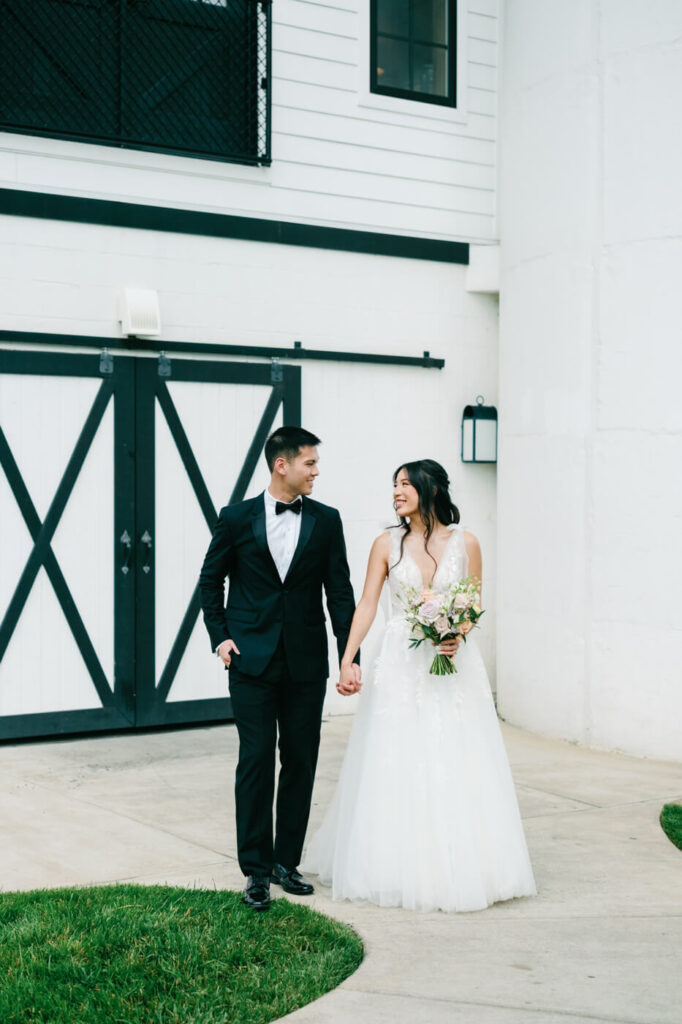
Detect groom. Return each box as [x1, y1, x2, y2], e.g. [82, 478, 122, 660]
[199, 427, 359, 911]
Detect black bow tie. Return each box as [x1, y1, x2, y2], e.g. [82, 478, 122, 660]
[275, 499, 302, 516]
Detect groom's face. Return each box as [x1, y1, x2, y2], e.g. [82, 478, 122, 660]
[282, 445, 320, 497]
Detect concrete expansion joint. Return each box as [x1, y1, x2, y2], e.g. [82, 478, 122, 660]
[340, 985, 654, 1024]
[602, 794, 682, 809]
[35, 785, 237, 862]
[518, 784, 600, 807]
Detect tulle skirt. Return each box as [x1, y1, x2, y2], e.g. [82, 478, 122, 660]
[302, 618, 537, 913]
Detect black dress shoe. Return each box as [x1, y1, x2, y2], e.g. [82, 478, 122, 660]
[242, 875, 271, 911]
[271, 863, 314, 896]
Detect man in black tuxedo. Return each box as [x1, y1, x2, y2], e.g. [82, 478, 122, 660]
[199, 427, 359, 911]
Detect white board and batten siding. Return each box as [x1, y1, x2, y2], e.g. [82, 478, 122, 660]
[0, 0, 499, 243]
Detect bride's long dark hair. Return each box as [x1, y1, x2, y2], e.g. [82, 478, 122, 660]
[391, 459, 460, 576]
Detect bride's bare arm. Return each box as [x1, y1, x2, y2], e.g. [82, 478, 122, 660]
[337, 533, 390, 693]
[463, 531, 482, 601]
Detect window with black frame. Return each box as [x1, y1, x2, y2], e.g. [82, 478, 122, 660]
[371, 0, 456, 107]
[0, 0, 271, 166]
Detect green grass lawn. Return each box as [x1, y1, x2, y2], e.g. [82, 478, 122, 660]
[660, 803, 682, 851]
[0, 884, 363, 1024]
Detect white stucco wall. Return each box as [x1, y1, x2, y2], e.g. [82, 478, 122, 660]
[496, 0, 682, 760]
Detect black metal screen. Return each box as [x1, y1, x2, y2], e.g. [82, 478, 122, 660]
[0, 0, 271, 165]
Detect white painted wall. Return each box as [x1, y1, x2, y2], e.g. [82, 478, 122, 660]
[0, 214, 499, 713]
[0, 0, 498, 243]
[497, 0, 682, 760]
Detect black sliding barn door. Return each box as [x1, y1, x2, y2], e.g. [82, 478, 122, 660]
[0, 349, 300, 741]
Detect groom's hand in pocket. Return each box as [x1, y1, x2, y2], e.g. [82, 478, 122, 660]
[217, 639, 240, 669]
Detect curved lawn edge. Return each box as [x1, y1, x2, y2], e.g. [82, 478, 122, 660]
[0, 884, 364, 1024]
[660, 803, 682, 851]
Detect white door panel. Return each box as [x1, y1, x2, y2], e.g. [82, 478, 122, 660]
[0, 374, 100, 520]
[0, 568, 102, 716]
[0, 469, 33, 626]
[167, 380, 275, 510]
[51, 402, 115, 688]
[166, 620, 227, 703]
[156, 382, 283, 702]
[154, 404, 211, 688]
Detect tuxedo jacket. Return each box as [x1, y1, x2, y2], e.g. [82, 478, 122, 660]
[199, 493, 356, 679]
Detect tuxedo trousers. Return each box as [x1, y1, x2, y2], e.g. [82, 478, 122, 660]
[228, 639, 326, 877]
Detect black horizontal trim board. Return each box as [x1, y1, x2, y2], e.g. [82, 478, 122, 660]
[0, 699, 233, 744]
[136, 698, 234, 729]
[0, 706, 133, 743]
[0, 330, 445, 369]
[0, 188, 469, 265]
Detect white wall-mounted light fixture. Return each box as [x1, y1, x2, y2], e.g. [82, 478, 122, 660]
[119, 288, 161, 337]
[461, 396, 498, 463]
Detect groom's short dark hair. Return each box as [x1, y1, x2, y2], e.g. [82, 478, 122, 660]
[264, 427, 321, 471]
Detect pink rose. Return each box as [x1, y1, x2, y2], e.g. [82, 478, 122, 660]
[454, 592, 472, 610]
[419, 600, 441, 623]
[435, 616, 450, 636]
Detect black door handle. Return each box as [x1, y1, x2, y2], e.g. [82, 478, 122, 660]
[141, 530, 153, 574]
[120, 530, 132, 575]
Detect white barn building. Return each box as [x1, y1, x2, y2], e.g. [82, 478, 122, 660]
[0, 0, 679, 761]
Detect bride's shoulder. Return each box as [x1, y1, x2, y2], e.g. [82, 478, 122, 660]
[459, 528, 481, 555]
[369, 529, 395, 558]
[362, 530, 392, 574]
[452, 522, 479, 543]
[373, 529, 393, 550]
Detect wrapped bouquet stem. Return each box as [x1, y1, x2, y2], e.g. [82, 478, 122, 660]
[401, 575, 484, 675]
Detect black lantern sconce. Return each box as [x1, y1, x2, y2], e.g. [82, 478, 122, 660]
[461, 396, 498, 463]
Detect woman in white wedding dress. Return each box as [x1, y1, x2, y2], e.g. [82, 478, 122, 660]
[303, 460, 536, 913]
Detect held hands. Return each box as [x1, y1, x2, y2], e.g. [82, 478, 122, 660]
[217, 639, 240, 669]
[336, 662, 362, 696]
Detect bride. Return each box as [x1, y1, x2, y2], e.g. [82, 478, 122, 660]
[302, 459, 536, 913]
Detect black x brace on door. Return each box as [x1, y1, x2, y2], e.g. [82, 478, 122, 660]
[0, 348, 300, 741]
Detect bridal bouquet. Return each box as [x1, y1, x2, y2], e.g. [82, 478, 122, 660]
[401, 576, 484, 675]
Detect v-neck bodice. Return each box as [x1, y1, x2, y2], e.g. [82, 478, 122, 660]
[387, 524, 469, 616]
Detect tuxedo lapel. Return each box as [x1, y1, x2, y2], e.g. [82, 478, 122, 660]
[251, 494, 281, 582]
[285, 501, 317, 581]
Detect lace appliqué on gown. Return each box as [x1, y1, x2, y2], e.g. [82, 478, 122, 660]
[303, 524, 536, 913]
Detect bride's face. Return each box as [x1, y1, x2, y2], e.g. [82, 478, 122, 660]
[393, 470, 419, 518]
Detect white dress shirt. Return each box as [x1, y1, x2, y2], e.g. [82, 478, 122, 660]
[216, 490, 303, 654]
[264, 488, 302, 581]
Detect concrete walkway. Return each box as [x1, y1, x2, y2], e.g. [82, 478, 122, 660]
[1, 717, 681, 1024]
